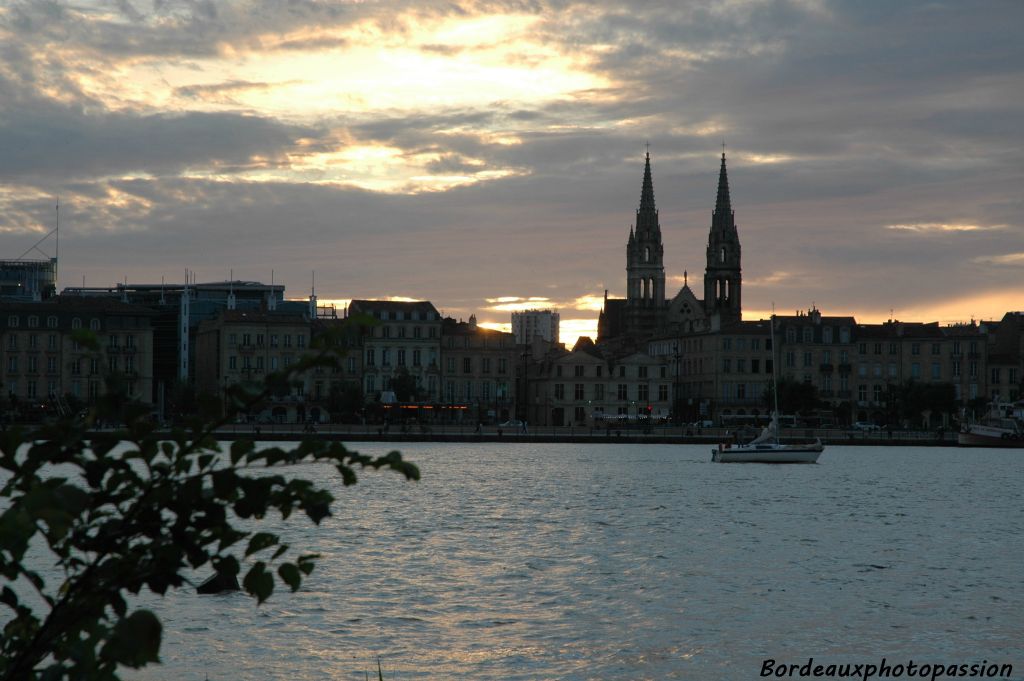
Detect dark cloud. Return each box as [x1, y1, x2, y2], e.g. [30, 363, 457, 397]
[1, 0, 1023, 327]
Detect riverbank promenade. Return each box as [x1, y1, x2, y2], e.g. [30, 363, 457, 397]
[206, 423, 958, 447]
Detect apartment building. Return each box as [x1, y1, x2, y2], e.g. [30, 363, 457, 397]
[1, 298, 154, 410]
[440, 316, 517, 423]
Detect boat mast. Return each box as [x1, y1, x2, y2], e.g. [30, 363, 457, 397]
[771, 305, 780, 442]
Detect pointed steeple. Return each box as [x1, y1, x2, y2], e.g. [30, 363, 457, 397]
[635, 151, 660, 236]
[639, 151, 656, 215]
[712, 152, 734, 233]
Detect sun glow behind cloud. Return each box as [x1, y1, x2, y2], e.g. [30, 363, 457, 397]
[78, 14, 603, 119]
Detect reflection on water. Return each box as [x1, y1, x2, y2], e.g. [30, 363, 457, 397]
[121, 444, 1022, 680]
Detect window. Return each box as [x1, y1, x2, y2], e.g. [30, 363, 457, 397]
[284, 334, 293, 347]
[638, 384, 649, 401]
[858, 385, 867, 402]
[574, 365, 584, 377]
[72, 317, 82, 330]
[7, 357, 17, 372]
[47, 316, 57, 328]
[751, 359, 760, 374]
[873, 385, 883, 403]
[297, 335, 306, 348]
[911, 343, 920, 355]
[840, 327, 850, 343]
[554, 384, 565, 399]
[446, 357, 455, 372]
[736, 359, 746, 373]
[931, 363, 941, 380]
[638, 366, 648, 379]
[823, 327, 833, 344]
[29, 335, 38, 350]
[991, 368, 1001, 384]
[722, 338, 732, 350]
[90, 319, 100, 331]
[658, 384, 668, 401]
[28, 316, 38, 328]
[786, 328, 797, 343]
[617, 384, 628, 400]
[596, 366, 602, 378]
[498, 358, 507, 374]
[594, 384, 605, 400]
[911, 363, 921, 379]
[413, 350, 421, 367]
[7, 315, 18, 327]
[256, 334, 265, 346]
[229, 356, 237, 370]
[874, 343, 882, 355]
[931, 343, 940, 355]
[802, 352, 812, 368]
[382, 348, 391, 366]
[463, 357, 472, 373]
[618, 366, 626, 378]
[366, 348, 376, 366]
[803, 328, 813, 343]
[574, 384, 584, 400]
[256, 356, 264, 370]
[722, 358, 731, 373]
[785, 352, 795, 368]
[952, 360, 961, 377]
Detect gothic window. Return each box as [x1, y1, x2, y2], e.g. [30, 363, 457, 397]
[720, 247, 726, 263]
[644, 246, 650, 262]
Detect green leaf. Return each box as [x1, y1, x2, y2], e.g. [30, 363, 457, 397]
[245, 532, 278, 557]
[243, 562, 274, 604]
[102, 609, 162, 668]
[277, 563, 301, 592]
[230, 439, 254, 465]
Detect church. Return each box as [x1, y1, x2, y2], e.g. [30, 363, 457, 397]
[597, 150, 742, 345]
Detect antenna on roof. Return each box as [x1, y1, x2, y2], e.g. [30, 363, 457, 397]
[309, 270, 318, 320]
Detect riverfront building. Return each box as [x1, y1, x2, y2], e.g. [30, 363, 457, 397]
[0, 298, 154, 416]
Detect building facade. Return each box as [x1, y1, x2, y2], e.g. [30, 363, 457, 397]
[1, 298, 154, 415]
[511, 309, 560, 345]
[440, 316, 517, 423]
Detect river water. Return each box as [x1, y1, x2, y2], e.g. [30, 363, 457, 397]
[119, 443, 1021, 680]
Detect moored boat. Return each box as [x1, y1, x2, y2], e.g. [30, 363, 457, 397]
[712, 310, 825, 464]
[711, 415, 823, 463]
[958, 402, 1024, 448]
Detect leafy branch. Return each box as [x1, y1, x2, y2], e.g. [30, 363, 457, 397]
[0, 326, 418, 680]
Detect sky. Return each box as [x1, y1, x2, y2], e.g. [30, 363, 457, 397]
[1, 0, 1022, 347]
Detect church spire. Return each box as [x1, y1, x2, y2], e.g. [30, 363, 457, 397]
[639, 151, 656, 215]
[712, 151, 734, 232]
[635, 151, 660, 236]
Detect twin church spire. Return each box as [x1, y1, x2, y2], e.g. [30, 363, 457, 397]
[622, 147, 742, 336]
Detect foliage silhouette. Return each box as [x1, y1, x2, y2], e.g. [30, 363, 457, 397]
[0, 327, 418, 680]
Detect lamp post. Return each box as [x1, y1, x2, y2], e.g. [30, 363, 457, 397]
[673, 341, 682, 425]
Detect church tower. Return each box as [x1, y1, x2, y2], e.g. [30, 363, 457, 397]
[704, 152, 742, 323]
[625, 151, 666, 337]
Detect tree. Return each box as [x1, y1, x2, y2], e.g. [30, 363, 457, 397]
[764, 377, 820, 417]
[391, 366, 419, 403]
[0, 328, 418, 680]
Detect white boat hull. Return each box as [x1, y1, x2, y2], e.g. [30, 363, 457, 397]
[957, 429, 1024, 449]
[712, 441, 823, 464]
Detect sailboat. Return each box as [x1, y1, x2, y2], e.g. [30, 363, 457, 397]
[712, 313, 824, 463]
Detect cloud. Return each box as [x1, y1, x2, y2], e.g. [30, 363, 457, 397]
[886, 223, 1007, 233]
[971, 252, 1024, 266]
